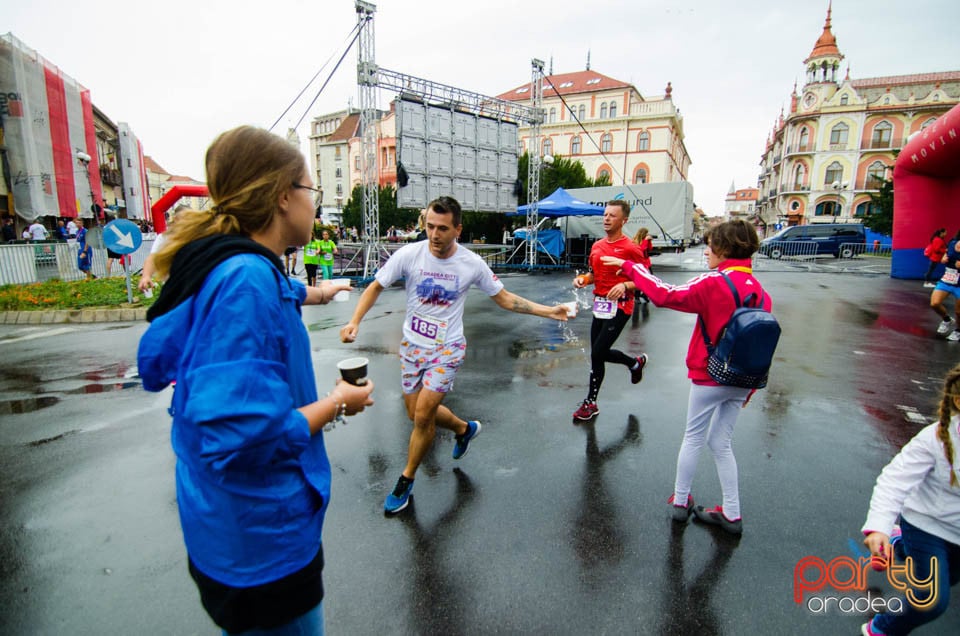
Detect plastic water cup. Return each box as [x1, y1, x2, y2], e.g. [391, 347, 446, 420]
[561, 301, 578, 317]
[143, 287, 153, 299]
[332, 278, 350, 302]
[337, 357, 368, 385]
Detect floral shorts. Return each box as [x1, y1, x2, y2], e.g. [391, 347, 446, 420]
[399, 339, 467, 394]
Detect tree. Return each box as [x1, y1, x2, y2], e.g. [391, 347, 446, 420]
[861, 176, 894, 236]
[516, 152, 603, 205]
[342, 184, 419, 234]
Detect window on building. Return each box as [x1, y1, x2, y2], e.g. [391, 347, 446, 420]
[571, 136, 581, 155]
[601, 133, 612, 153]
[638, 131, 649, 151]
[829, 122, 849, 147]
[609, 102, 617, 118]
[634, 167, 647, 184]
[866, 161, 887, 188]
[336, 167, 342, 178]
[840, 94, 849, 105]
[793, 164, 806, 188]
[815, 201, 841, 216]
[855, 201, 876, 217]
[598, 168, 611, 182]
[549, 107, 556, 123]
[798, 127, 810, 151]
[600, 103, 608, 118]
[355, 156, 360, 170]
[578, 104, 586, 120]
[542, 138, 553, 156]
[824, 161, 843, 185]
[921, 117, 937, 130]
[569, 104, 576, 120]
[335, 147, 341, 160]
[871, 121, 893, 147]
[336, 183, 343, 195]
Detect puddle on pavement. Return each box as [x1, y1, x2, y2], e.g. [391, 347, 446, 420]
[0, 396, 61, 414]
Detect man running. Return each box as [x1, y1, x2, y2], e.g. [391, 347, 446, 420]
[571, 200, 649, 422]
[340, 195, 571, 514]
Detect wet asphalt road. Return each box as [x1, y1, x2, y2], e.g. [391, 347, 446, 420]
[1, 261, 959, 635]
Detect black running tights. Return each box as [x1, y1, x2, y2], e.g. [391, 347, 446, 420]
[587, 310, 633, 402]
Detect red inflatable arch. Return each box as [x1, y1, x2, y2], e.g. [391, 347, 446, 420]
[891, 103, 960, 278]
[150, 184, 209, 233]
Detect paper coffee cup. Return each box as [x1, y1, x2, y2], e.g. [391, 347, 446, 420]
[337, 357, 368, 385]
[331, 278, 350, 302]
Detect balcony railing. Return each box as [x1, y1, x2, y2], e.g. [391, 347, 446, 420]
[860, 137, 907, 150]
[99, 166, 122, 186]
[785, 143, 814, 155]
[781, 184, 811, 193]
[828, 142, 848, 151]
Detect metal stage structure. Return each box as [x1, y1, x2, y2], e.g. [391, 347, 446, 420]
[354, 1, 546, 277]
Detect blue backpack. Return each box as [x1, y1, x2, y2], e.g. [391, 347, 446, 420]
[698, 272, 781, 389]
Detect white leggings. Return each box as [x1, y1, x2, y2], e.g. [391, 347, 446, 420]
[673, 383, 751, 520]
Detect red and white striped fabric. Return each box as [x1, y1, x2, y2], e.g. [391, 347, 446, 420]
[0, 33, 104, 220]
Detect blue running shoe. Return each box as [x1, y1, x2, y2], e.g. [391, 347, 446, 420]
[453, 420, 482, 460]
[384, 475, 414, 515]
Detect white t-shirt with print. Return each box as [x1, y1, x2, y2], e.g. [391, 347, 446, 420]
[375, 241, 504, 346]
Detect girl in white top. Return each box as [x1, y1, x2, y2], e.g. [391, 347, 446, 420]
[860, 363, 960, 635]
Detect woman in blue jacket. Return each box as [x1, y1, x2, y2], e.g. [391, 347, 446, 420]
[138, 126, 374, 635]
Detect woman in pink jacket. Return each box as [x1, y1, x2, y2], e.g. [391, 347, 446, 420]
[602, 219, 770, 535]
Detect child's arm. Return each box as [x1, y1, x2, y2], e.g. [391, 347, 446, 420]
[861, 425, 939, 539]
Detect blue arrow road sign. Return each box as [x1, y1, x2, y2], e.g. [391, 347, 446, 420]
[103, 219, 143, 255]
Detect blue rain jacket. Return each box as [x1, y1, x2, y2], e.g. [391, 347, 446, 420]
[138, 253, 330, 587]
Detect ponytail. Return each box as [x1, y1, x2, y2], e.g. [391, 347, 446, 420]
[936, 364, 960, 487]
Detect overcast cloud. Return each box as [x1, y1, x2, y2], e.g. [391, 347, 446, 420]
[6, 0, 959, 215]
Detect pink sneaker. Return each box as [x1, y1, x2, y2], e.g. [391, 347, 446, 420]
[693, 505, 743, 535]
[667, 493, 694, 522]
[861, 617, 886, 635]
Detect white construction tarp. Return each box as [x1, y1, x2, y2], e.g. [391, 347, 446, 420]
[0, 33, 103, 220]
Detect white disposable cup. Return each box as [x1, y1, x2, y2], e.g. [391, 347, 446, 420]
[561, 301, 578, 317]
[143, 287, 153, 299]
[331, 279, 350, 302]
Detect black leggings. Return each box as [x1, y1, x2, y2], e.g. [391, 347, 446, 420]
[926, 260, 940, 283]
[587, 310, 634, 402]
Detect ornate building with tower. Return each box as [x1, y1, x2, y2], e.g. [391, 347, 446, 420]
[757, 5, 959, 227]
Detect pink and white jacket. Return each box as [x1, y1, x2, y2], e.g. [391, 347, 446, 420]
[620, 258, 772, 384]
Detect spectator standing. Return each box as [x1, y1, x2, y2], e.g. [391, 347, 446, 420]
[76, 218, 93, 280]
[138, 125, 374, 635]
[1, 217, 16, 243]
[66, 218, 78, 239]
[602, 219, 771, 535]
[28, 218, 48, 241]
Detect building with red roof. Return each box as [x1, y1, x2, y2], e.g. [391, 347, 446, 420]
[496, 67, 690, 188]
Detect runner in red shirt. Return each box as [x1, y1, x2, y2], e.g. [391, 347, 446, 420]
[571, 200, 649, 421]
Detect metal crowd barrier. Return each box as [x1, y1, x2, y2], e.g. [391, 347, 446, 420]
[0, 240, 152, 286]
[757, 241, 819, 260]
[836, 242, 892, 260]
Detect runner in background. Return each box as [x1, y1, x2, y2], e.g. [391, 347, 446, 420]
[571, 201, 649, 422]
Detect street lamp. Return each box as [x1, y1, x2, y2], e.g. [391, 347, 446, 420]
[831, 180, 848, 220]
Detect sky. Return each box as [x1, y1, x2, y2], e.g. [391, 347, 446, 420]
[6, 0, 960, 216]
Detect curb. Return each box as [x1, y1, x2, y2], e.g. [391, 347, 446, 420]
[0, 308, 147, 325]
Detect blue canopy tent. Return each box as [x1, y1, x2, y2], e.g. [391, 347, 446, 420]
[507, 188, 602, 264]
